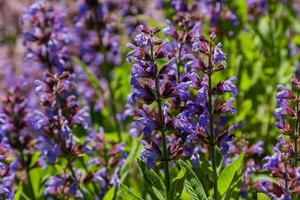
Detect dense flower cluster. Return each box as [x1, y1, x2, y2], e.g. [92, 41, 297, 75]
[0, 83, 37, 199]
[255, 76, 300, 199]
[85, 128, 127, 195]
[127, 25, 180, 169]
[21, 0, 72, 73]
[72, 0, 125, 142]
[127, 17, 238, 198]
[0, 141, 16, 200]
[34, 70, 89, 164]
[164, 0, 239, 36]
[72, 0, 121, 75]
[255, 136, 300, 199]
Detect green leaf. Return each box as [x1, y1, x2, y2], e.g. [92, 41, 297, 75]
[103, 187, 116, 200]
[120, 136, 142, 183]
[21, 192, 31, 200]
[179, 160, 207, 200]
[217, 153, 244, 197]
[169, 167, 186, 200]
[118, 184, 143, 200]
[14, 182, 23, 200]
[72, 57, 104, 94]
[29, 152, 41, 168]
[257, 193, 271, 200]
[137, 159, 166, 198]
[223, 174, 242, 200]
[29, 167, 43, 198]
[214, 147, 223, 174]
[152, 187, 165, 200]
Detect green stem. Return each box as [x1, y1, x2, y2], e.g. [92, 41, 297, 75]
[107, 74, 122, 142]
[79, 158, 99, 196]
[208, 39, 218, 199]
[295, 137, 298, 166]
[156, 82, 170, 196]
[294, 91, 300, 166]
[67, 160, 85, 197]
[21, 152, 35, 200]
[151, 42, 170, 196]
[208, 73, 218, 200]
[176, 30, 185, 83]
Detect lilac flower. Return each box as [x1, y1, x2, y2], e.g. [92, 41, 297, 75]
[83, 128, 127, 193]
[33, 71, 90, 168]
[163, 16, 201, 82]
[93, 168, 108, 189]
[255, 134, 300, 197]
[213, 43, 226, 63]
[127, 24, 190, 180]
[163, 20, 177, 38]
[274, 77, 300, 136]
[276, 85, 296, 99]
[0, 141, 16, 200]
[263, 154, 280, 169]
[44, 173, 83, 198]
[140, 140, 159, 168]
[21, 0, 72, 73]
[213, 76, 238, 96]
[73, 0, 121, 69]
[224, 98, 237, 115]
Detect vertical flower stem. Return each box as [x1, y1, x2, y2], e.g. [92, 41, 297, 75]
[176, 30, 186, 83]
[295, 137, 298, 167]
[20, 151, 35, 200]
[208, 72, 218, 200]
[151, 42, 170, 196]
[107, 74, 122, 142]
[294, 91, 299, 166]
[14, 106, 35, 199]
[67, 159, 85, 197]
[54, 83, 85, 197]
[208, 40, 218, 200]
[155, 79, 170, 195]
[79, 158, 99, 197]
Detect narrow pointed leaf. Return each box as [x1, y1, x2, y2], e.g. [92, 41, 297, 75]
[179, 160, 208, 200]
[169, 167, 186, 200]
[103, 187, 116, 200]
[153, 187, 166, 200]
[118, 184, 143, 200]
[137, 159, 166, 198]
[217, 153, 244, 196]
[257, 193, 271, 200]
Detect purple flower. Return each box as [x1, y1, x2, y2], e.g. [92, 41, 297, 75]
[263, 154, 280, 169]
[276, 85, 295, 99]
[213, 43, 226, 63]
[163, 20, 177, 37]
[215, 97, 237, 115]
[44, 173, 82, 198]
[213, 76, 238, 96]
[21, 0, 72, 72]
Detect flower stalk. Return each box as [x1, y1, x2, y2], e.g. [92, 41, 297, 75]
[294, 90, 300, 166]
[208, 39, 218, 199]
[156, 78, 170, 193]
[151, 41, 170, 194]
[208, 72, 218, 200]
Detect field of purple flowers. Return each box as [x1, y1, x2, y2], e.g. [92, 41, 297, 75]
[1, 0, 300, 199]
